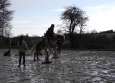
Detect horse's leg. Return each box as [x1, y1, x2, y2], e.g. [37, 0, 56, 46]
[48, 47, 56, 57]
[34, 53, 36, 61]
[57, 47, 61, 56]
[36, 54, 40, 60]
[55, 47, 59, 58]
[35, 48, 42, 60]
[54, 47, 57, 58]
[56, 47, 59, 57]
[59, 47, 61, 55]
[44, 48, 50, 62]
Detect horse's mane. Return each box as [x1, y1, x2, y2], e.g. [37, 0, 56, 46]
[53, 33, 65, 44]
[54, 33, 65, 39]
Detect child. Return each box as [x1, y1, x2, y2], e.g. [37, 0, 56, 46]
[17, 36, 28, 67]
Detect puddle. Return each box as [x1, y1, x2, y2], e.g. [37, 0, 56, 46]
[102, 70, 109, 74]
[91, 70, 98, 76]
[92, 77, 102, 82]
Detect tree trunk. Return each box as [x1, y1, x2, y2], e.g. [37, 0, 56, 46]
[69, 32, 74, 48]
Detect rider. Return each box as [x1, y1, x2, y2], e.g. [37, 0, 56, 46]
[45, 24, 55, 44]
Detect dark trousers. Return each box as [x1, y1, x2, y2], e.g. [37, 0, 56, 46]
[19, 52, 25, 66]
[46, 36, 50, 44]
[46, 35, 53, 44]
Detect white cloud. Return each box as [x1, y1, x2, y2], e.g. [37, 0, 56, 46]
[88, 7, 115, 32]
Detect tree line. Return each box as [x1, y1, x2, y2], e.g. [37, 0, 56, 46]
[64, 32, 115, 49]
[0, 34, 42, 48]
[1, 31, 115, 50]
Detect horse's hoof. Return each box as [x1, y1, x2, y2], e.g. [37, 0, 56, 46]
[34, 59, 36, 61]
[52, 56, 59, 59]
[37, 59, 40, 60]
[42, 61, 52, 64]
[39, 53, 43, 55]
[56, 56, 59, 58]
[18, 65, 20, 67]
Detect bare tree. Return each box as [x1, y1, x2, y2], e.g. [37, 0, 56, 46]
[60, 6, 89, 47]
[91, 29, 97, 34]
[79, 17, 89, 34]
[0, 0, 14, 37]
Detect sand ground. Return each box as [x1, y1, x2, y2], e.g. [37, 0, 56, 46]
[0, 49, 115, 83]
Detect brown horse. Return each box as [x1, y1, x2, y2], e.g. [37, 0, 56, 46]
[30, 33, 65, 61]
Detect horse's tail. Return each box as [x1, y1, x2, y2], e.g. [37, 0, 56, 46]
[30, 44, 36, 56]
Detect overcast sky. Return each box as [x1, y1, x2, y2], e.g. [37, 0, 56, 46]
[10, 0, 115, 37]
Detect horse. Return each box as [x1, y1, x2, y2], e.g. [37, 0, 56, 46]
[30, 33, 65, 61]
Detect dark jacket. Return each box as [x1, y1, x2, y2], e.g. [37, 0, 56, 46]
[46, 27, 54, 37]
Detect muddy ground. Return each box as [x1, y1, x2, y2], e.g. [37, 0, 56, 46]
[0, 49, 115, 83]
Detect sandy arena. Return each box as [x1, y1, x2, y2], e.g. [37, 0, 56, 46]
[0, 49, 115, 83]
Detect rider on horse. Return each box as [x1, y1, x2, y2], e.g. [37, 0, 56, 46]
[45, 24, 55, 44]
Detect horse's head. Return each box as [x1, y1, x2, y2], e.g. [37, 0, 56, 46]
[56, 34, 66, 44]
